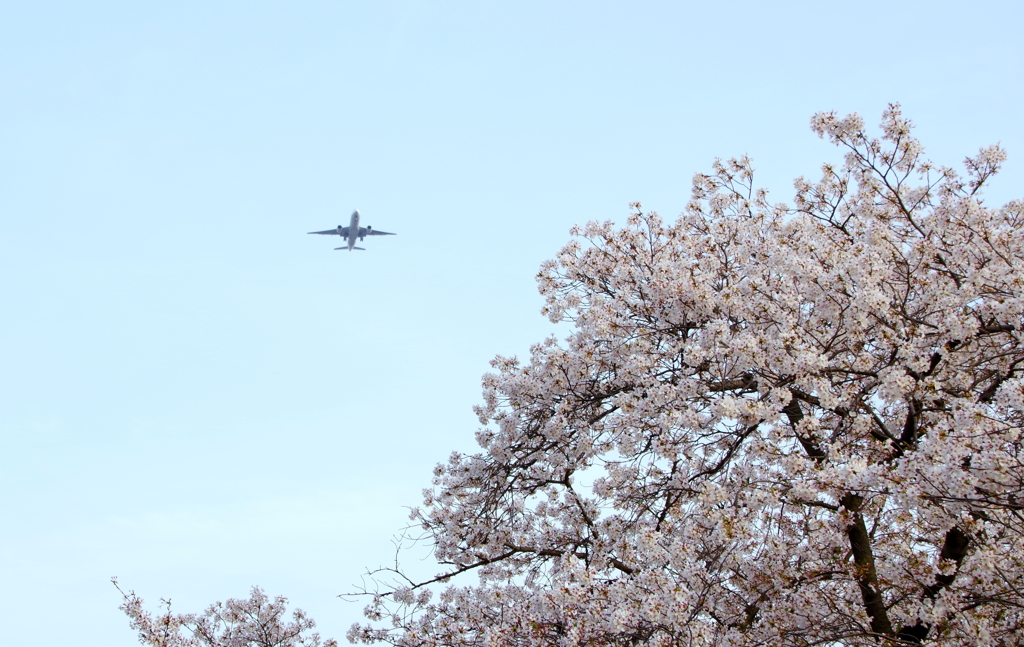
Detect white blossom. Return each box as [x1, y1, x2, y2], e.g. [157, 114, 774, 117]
[113, 580, 338, 647]
[353, 105, 1024, 647]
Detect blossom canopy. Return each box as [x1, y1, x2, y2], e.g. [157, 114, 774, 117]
[351, 105, 1024, 647]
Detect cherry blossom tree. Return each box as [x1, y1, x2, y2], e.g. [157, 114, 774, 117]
[350, 105, 1024, 646]
[114, 579, 338, 647]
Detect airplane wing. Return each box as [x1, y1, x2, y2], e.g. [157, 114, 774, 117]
[360, 227, 397, 236]
[308, 228, 348, 236]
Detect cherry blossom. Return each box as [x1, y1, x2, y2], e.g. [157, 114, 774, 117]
[114, 579, 338, 647]
[351, 105, 1024, 646]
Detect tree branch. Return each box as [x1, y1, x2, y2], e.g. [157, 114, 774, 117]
[840, 493, 895, 638]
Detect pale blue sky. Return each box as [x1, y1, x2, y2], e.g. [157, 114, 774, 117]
[1, 1, 1021, 644]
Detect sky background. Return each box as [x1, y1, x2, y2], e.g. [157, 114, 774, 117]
[1, 1, 1022, 644]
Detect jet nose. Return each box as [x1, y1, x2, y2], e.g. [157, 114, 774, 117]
[353, 209, 360, 217]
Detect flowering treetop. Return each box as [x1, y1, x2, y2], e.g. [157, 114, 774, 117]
[350, 105, 1024, 646]
[115, 580, 338, 647]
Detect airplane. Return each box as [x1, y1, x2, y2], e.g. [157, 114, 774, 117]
[308, 210, 396, 251]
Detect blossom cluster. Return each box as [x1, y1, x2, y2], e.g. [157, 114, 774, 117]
[353, 105, 1024, 646]
[114, 580, 337, 647]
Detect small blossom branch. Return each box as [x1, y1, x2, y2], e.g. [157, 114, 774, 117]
[113, 578, 337, 647]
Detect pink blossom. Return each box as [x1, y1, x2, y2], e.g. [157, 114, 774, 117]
[352, 106, 1024, 646]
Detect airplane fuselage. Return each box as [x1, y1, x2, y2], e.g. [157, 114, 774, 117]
[339, 210, 360, 251]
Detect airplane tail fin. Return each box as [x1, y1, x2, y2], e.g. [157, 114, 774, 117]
[334, 246, 366, 251]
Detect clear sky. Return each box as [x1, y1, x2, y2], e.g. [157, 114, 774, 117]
[1, 1, 1021, 644]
